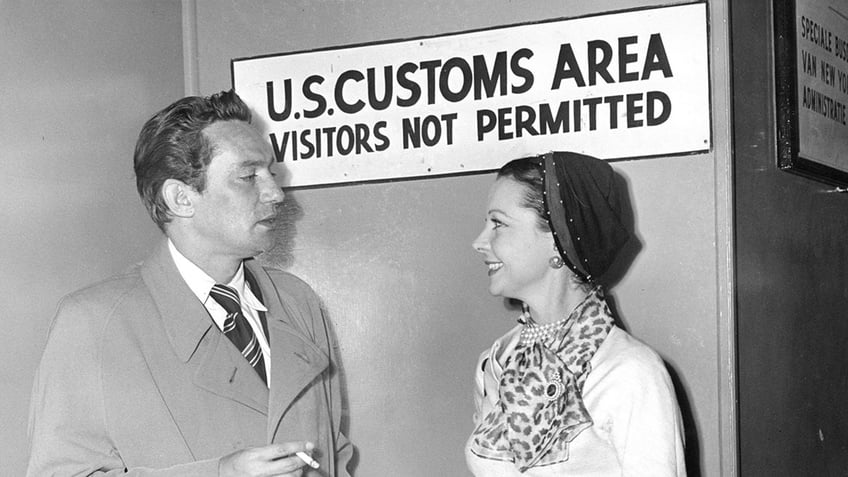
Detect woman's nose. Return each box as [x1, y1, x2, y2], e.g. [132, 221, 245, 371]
[472, 228, 489, 253]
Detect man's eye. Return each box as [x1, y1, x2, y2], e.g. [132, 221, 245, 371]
[241, 174, 257, 182]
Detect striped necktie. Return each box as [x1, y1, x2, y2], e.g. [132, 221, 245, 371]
[208, 284, 267, 384]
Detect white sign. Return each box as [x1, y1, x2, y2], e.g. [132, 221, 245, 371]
[795, 0, 848, 173]
[232, 3, 710, 187]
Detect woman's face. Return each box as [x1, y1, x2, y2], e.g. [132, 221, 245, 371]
[472, 177, 555, 301]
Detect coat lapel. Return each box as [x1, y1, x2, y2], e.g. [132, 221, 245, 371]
[266, 318, 328, 441]
[141, 241, 270, 415]
[141, 244, 328, 447]
[245, 261, 329, 443]
[193, 331, 269, 414]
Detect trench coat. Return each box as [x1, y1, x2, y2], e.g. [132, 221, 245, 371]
[27, 240, 353, 476]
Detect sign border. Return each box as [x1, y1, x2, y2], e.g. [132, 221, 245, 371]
[231, 2, 713, 189]
[775, 0, 848, 187]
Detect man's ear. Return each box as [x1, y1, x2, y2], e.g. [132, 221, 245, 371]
[162, 178, 195, 218]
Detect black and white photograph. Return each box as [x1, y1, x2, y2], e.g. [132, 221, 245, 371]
[3, 1, 848, 476]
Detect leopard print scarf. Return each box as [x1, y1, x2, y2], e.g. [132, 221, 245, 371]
[469, 287, 614, 472]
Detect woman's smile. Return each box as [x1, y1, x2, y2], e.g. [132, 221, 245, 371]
[486, 261, 504, 275]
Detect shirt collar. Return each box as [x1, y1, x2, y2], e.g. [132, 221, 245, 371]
[167, 239, 267, 312]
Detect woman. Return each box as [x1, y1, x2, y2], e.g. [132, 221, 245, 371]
[466, 151, 686, 476]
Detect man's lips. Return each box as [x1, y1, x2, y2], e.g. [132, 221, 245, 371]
[257, 215, 277, 226]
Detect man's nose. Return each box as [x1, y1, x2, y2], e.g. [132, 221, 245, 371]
[271, 186, 285, 204]
[263, 181, 285, 204]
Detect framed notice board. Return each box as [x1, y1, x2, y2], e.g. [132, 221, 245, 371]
[775, 0, 848, 186]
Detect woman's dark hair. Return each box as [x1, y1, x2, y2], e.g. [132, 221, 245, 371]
[496, 157, 548, 230]
[133, 90, 252, 231]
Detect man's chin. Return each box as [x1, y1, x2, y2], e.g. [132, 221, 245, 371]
[252, 237, 277, 256]
[232, 238, 272, 259]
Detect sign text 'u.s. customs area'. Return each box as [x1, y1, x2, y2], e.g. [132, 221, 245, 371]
[232, 2, 710, 187]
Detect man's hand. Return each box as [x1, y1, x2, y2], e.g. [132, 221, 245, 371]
[218, 441, 315, 477]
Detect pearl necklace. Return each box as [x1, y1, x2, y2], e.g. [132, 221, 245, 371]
[520, 314, 572, 344]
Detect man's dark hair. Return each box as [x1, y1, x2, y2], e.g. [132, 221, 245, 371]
[133, 90, 252, 231]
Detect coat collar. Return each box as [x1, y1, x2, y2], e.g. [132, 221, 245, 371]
[140, 239, 329, 424]
[141, 239, 214, 364]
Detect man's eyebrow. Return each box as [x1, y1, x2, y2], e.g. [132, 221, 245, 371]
[235, 158, 272, 168]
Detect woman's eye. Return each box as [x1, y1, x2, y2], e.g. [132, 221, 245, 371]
[491, 219, 504, 229]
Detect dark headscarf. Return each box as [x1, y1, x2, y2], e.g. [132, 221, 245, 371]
[541, 151, 630, 283]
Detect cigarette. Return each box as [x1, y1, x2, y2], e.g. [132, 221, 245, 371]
[296, 451, 320, 469]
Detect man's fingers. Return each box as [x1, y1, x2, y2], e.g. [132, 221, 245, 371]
[263, 454, 305, 475]
[255, 441, 314, 461]
[218, 442, 315, 477]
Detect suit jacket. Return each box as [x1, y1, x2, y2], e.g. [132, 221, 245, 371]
[27, 240, 353, 476]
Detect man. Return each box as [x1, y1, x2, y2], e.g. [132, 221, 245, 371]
[27, 91, 353, 476]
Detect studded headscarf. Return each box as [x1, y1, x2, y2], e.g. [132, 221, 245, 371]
[541, 151, 631, 283]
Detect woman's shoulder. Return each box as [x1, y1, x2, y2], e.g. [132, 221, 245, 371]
[582, 327, 680, 423]
[590, 326, 671, 383]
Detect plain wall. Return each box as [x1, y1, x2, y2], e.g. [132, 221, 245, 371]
[0, 1, 184, 473]
[733, 1, 848, 475]
[192, 1, 735, 476]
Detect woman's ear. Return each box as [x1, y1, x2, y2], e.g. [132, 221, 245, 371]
[161, 179, 195, 218]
